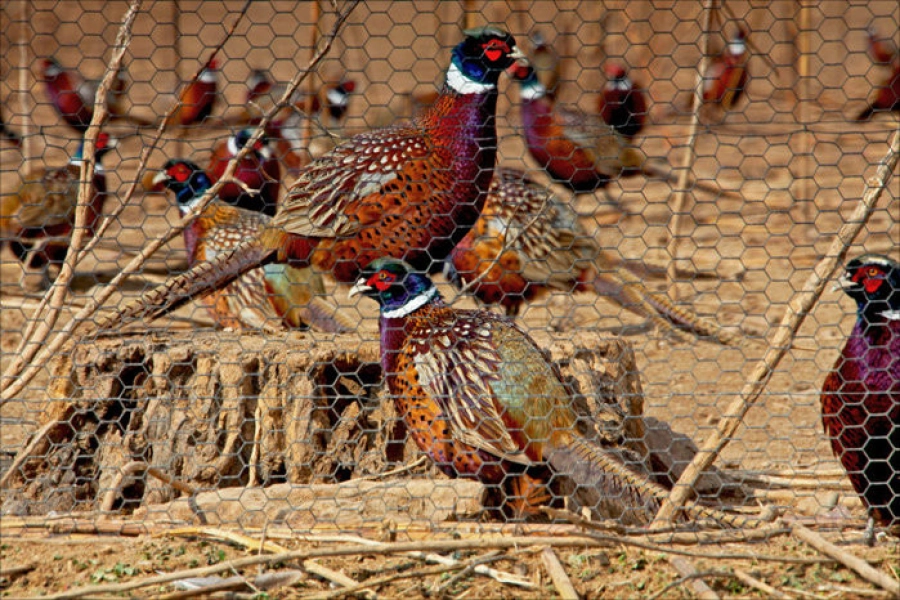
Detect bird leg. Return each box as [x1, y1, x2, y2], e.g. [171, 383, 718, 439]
[503, 472, 553, 521]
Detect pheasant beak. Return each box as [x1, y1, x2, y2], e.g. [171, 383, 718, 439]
[149, 170, 169, 192]
[348, 278, 373, 298]
[833, 272, 857, 293]
[509, 45, 527, 62]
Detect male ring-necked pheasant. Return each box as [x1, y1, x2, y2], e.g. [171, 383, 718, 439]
[597, 62, 648, 141]
[701, 26, 750, 113]
[151, 158, 352, 332]
[352, 258, 762, 524]
[1, 133, 117, 291]
[94, 27, 525, 330]
[820, 254, 899, 540]
[207, 128, 282, 216]
[511, 62, 733, 199]
[446, 168, 743, 344]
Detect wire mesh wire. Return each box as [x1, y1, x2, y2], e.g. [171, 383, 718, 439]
[0, 0, 898, 596]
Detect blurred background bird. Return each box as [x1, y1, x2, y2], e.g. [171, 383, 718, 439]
[597, 62, 648, 140]
[207, 128, 282, 216]
[701, 25, 750, 113]
[529, 30, 561, 103]
[820, 254, 899, 542]
[510, 62, 736, 201]
[167, 59, 219, 128]
[239, 69, 356, 176]
[150, 158, 353, 333]
[1, 132, 117, 291]
[41, 57, 131, 132]
[856, 27, 900, 121]
[867, 24, 899, 66]
[0, 108, 22, 147]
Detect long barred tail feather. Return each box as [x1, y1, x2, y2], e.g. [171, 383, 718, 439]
[92, 238, 274, 333]
[592, 265, 745, 346]
[550, 435, 764, 528]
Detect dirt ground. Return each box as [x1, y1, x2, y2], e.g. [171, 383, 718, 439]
[1, 1, 899, 598]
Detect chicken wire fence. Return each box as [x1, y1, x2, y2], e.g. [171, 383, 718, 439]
[0, 0, 898, 546]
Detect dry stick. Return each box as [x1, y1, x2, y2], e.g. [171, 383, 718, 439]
[301, 0, 321, 163]
[541, 547, 579, 600]
[666, 0, 716, 303]
[797, 2, 814, 231]
[11, 0, 251, 355]
[647, 568, 731, 600]
[667, 556, 721, 600]
[99, 461, 198, 513]
[1, 1, 141, 392]
[1, 0, 226, 396]
[791, 523, 900, 596]
[0, 563, 35, 578]
[0, 0, 362, 405]
[332, 532, 536, 589]
[651, 129, 900, 528]
[732, 567, 795, 600]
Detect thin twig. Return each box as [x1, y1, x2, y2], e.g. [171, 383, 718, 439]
[647, 567, 730, 600]
[541, 547, 579, 600]
[790, 523, 900, 596]
[732, 567, 795, 599]
[667, 556, 721, 599]
[0, 0, 363, 404]
[652, 129, 900, 527]
[4, 0, 252, 389]
[666, 0, 716, 302]
[1, 0, 142, 393]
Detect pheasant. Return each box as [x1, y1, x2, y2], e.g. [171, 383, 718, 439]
[597, 62, 648, 140]
[511, 62, 733, 199]
[820, 254, 899, 540]
[41, 57, 130, 132]
[529, 30, 561, 103]
[207, 128, 282, 216]
[242, 70, 356, 176]
[446, 168, 744, 345]
[168, 59, 218, 128]
[0, 108, 22, 147]
[151, 159, 352, 333]
[351, 258, 762, 524]
[856, 56, 900, 121]
[866, 25, 899, 66]
[1, 132, 117, 290]
[92, 27, 525, 330]
[701, 26, 750, 111]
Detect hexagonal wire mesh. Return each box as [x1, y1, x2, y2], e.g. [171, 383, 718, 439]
[0, 0, 898, 596]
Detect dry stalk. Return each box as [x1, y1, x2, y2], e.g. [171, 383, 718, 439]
[541, 547, 579, 600]
[666, 0, 716, 302]
[0, 0, 363, 405]
[732, 567, 795, 599]
[790, 523, 900, 596]
[1, 0, 142, 393]
[652, 129, 900, 527]
[667, 556, 721, 600]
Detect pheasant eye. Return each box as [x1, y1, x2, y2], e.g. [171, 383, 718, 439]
[482, 40, 509, 62]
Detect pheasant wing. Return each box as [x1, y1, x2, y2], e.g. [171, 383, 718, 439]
[274, 125, 436, 239]
[407, 310, 532, 464]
